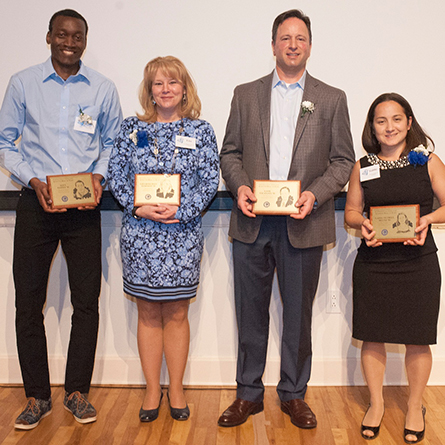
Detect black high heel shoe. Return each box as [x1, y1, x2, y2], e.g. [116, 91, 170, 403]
[139, 391, 163, 422]
[167, 392, 190, 421]
[361, 404, 384, 440]
[404, 405, 426, 444]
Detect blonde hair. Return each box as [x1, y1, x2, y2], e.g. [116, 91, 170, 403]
[137, 56, 201, 123]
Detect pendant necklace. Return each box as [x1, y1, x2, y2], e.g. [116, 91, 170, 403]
[153, 119, 184, 175]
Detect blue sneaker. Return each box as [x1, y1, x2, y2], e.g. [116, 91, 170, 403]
[63, 391, 97, 424]
[14, 397, 52, 430]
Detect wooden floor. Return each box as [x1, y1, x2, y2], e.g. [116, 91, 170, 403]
[1, 386, 445, 444]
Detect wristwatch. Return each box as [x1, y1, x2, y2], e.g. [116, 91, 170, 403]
[132, 206, 141, 220]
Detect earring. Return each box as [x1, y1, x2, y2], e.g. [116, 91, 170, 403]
[152, 99, 156, 105]
[182, 93, 187, 104]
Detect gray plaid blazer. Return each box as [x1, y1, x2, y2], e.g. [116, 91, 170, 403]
[220, 72, 355, 248]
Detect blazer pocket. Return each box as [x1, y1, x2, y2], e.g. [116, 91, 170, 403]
[306, 117, 329, 127]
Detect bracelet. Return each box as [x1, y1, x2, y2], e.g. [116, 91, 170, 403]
[132, 206, 142, 220]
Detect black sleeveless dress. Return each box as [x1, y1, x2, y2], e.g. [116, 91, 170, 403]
[352, 155, 441, 345]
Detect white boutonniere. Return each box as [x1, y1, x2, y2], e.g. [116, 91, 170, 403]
[412, 144, 429, 156]
[301, 101, 315, 118]
[129, 129, 138, 145]
[78, 107, 93, 126]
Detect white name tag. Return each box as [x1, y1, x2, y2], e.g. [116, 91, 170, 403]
[360, 165, 380, 182]
[74, 116, 97, 134]
[175, 135, 196, 149]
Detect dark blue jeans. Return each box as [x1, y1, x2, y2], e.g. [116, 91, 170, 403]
[14, 188, 101, 400]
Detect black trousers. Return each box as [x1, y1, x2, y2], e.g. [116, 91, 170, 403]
[13, 188, 101, 400]
[233, 216, 323, 403]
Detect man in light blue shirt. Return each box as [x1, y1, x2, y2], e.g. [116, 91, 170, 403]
[0, 9, 122, 430]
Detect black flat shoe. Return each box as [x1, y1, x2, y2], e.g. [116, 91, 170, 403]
[361, 404, 384, 440]
[139, 392, 163, 423]
[404, 405, 426, 444]
[167, 392, 190, 421]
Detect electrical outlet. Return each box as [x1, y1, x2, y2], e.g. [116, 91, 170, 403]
[327, 289, 341, 314]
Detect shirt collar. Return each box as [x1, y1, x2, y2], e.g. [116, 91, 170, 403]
[42, 57, 90, 84]
[272, 69, 307, 91]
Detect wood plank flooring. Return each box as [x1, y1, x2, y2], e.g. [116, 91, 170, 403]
[1, 385, 444, 444]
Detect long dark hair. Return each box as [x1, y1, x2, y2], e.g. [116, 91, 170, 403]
[362, 92, 434, 156]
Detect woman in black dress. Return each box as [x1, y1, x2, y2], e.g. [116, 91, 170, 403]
[345, 93, 445, 443]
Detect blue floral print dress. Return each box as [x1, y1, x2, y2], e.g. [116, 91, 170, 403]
[108, 117, 219, 301]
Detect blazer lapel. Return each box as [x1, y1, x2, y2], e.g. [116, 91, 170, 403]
[292, 73, 318, 154]
[258, 73, 273, 166]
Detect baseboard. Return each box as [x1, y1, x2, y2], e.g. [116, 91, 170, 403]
[2, 356, 445, 386]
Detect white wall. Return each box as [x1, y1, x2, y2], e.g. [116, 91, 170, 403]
[1, 0, 445, 386]
[1, 0, 445, 188]
[1, 211, 445, 386]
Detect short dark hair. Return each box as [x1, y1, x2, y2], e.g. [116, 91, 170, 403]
[48, 9, 88, 35]
[272, 9, 312, 44]
[362, 92, 434, 156]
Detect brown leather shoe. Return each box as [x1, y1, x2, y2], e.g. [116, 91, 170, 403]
[218, 398, 264, 427]
[281, 399, 317, 429]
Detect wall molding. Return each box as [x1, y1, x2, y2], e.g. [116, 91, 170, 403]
[0, 190, 347, 211]
[2, 356, 445, 387]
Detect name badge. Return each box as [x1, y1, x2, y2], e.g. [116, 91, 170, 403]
[175, 135, 196, 149]
[360, 165, 380, 182]
[74, 116, 97, 134]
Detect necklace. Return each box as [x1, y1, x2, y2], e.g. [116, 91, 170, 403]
[153, 119, 184, 174]
[367, 153, 410, 170]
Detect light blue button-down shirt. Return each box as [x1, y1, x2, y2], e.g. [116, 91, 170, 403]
[269, 69, 306, 180]
[0, 58, 122, 187]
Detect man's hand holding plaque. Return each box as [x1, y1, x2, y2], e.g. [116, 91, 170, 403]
[252, 180, 301, 215]
[46, 172, 97, 210]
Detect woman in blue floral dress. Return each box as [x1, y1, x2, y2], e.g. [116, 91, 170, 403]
[108, 56, 219, 422]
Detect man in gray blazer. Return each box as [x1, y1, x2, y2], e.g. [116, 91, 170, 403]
[218, 9, 355, 429]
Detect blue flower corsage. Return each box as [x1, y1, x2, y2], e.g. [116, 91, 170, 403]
[136, 131, 148, 147]
[129, 129, 148, 147]
[408, 144, 430, 166]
